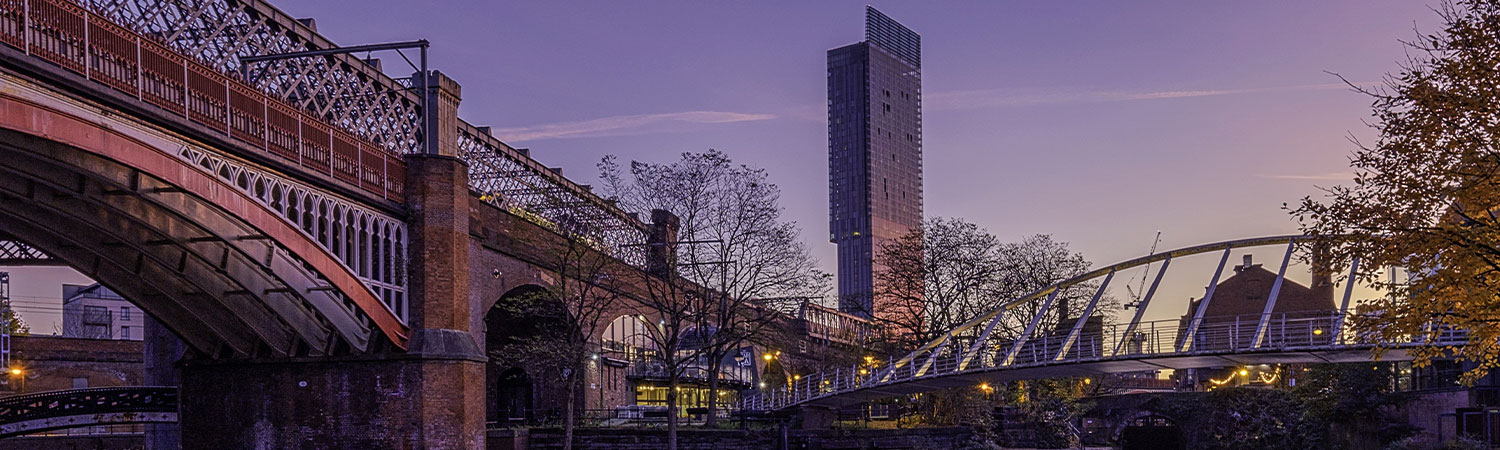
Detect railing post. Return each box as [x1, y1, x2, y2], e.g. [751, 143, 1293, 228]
[82, 5, 89, 81]
[959, 309, 1006, 371]
[1056, 270, 1113, 361]
[1002, 289, 1062, 366]
[134, 33, 142, 100]
[1331, 257, 1360, 344]
[1114, 257, 1170, 357]
[1252, 240, 1296, 348]
[915, 334, 952, 377]
[1180, 247, 1234, 353]
[23, 0, 30, 57]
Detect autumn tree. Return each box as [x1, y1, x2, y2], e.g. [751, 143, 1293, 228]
[599, 150, 826, 441]
[1291, 0, 1500, 384]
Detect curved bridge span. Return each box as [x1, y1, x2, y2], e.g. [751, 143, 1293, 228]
[0, 387, 177, 439]
[743, 236, 1463, 411]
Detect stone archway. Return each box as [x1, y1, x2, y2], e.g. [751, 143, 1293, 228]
[1118, 413, 1184, 450]
[484, 285, 574, 424]
[493, 367, 533, 424]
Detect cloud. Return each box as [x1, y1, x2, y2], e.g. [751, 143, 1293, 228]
[493, 110, 775, 142]
[1257, 172, 1354, 181]
[924, 81, 1378, 111]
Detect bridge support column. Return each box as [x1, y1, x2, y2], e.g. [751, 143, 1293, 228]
[178, 73, 487, 448]
[143, 317, 184, 450]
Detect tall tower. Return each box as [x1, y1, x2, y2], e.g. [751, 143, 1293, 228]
[829, 7, 922, 319]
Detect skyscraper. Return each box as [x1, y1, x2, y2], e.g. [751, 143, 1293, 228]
[829, 7, 922, 319]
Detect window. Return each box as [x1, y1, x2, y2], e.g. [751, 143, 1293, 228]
[120, 326, 130, 340]
[120, 306, 130, 321]
[72, 378, 88, 389]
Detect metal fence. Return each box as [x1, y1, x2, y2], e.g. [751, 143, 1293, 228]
[0, 0, 406, 201]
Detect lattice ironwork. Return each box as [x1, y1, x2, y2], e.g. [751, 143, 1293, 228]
[79, 0, 424, 155]
[459, 122, 648, 266]
[0, 241, 49, 264]
[0, 386, 177, 438]
[0, 0, 406, 200]
[11, 0, 649, 265]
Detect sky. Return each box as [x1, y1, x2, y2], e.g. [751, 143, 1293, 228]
[4, 1, 1445, 331]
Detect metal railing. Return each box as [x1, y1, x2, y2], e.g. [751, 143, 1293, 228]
[740, 235, 1465, 412]
[625, 359, 754, 387]
[0, 386, 176, 438]
[743, 311, 1463, 412]
[0, 0, 406, 201]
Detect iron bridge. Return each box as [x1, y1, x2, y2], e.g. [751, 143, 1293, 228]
[742, 235, 1467, 411]
[0, 386, 178, 439]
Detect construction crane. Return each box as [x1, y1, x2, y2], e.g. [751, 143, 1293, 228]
[1124, 232, 1162, 309]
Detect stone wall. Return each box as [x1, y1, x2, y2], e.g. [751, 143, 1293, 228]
[3, 335, 142, 394]
[0, 434, 143, 450]
[1400, 388, 1467, 442]
[519, 427, 977, 450]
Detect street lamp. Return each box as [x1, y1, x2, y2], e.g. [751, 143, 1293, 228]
[8, 367, 22, 393]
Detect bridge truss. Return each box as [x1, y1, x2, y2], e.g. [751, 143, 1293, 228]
[72, 0, 649, 260]
[742, 236, 1464, 411]
[0, 239, 53, 266]
[0, 0, 651, 340]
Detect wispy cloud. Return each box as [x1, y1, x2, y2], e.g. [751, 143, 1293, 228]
[925, 81, 1378, 111]
[494, 110, 775, 142]
[1257, 172, 1354, 181]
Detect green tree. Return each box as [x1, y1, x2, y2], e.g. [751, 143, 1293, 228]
[1291, 0, 1500, 384]
[1293, 363, 1416, 449]
[1157, 387, 1325, 450]
[1, 309, 26, 335]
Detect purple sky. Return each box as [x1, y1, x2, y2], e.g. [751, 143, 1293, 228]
[6, 1, 1443, 330]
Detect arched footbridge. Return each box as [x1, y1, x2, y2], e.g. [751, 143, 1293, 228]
[742, 235, 1464, 411]
[0, 387, 177, 438]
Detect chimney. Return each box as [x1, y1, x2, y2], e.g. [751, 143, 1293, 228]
[647, 209, 680, 277]
[1236, 254, 1254, 273]
[1310, 240, 1335, 305]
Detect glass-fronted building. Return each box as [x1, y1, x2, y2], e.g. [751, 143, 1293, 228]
[829, 7, 923, 318]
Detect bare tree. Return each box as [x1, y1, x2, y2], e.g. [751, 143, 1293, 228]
[487, 232, 622, 450]
[993, 234, 1103, 342]
[600, 150, 826, 434]
[875, 218, 1003, 350]
[876, 220, 1107, 351]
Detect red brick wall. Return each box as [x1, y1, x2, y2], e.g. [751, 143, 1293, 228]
[1, 335, 142, 395]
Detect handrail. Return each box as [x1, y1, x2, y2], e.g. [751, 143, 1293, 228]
[0, 0, 406, 201]
[740, 235, 1453, 412]
[0, 386, 177, 426]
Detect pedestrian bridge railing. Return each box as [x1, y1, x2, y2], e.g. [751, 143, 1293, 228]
[742, 235, 1464, 412]
[0, 386, 178, 439]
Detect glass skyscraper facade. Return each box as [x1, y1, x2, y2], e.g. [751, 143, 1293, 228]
[829, 7, 922, 319]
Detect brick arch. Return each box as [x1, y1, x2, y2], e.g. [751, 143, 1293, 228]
[0, 90, 407, 354]
[1112, 411, 1181, 442]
